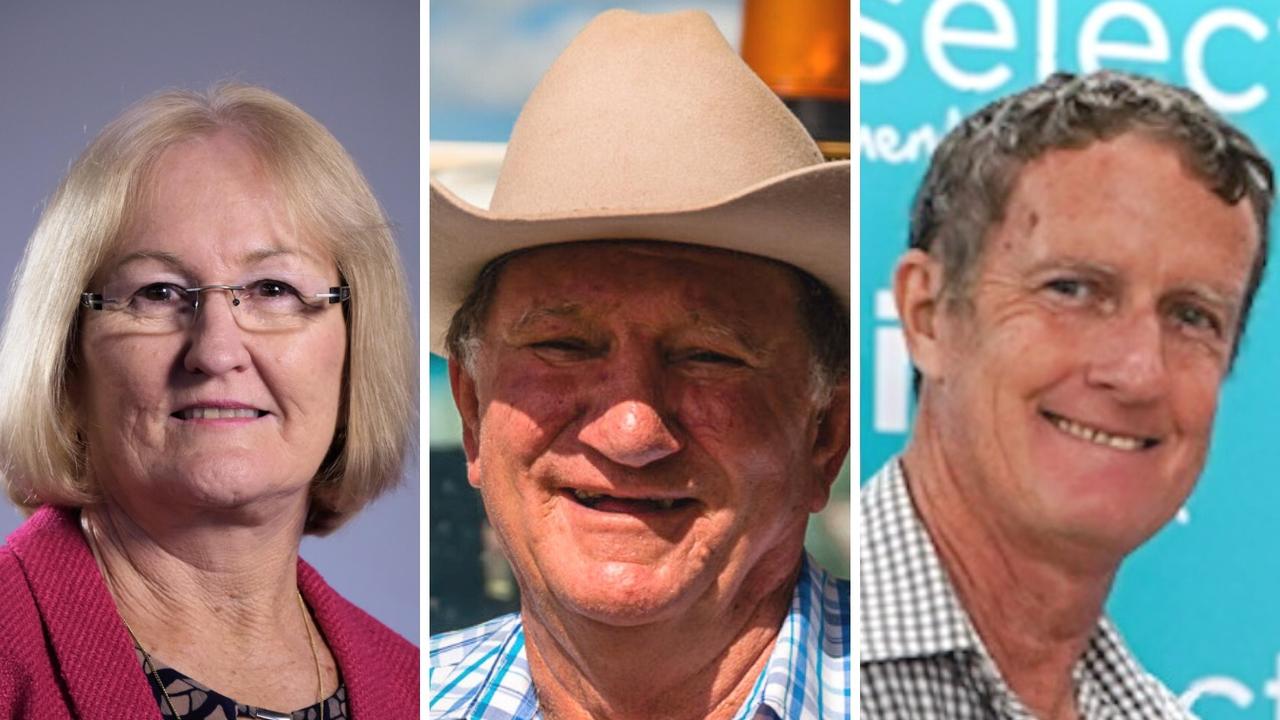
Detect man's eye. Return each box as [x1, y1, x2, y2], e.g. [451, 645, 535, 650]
[681, 350, 745, 366]
[530, 339, 590, 353]
[1044, 277, 1090, 300]
[1172, 304, 1221, 334]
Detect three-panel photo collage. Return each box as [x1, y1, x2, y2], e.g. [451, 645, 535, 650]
[3, 1, 1274, 719]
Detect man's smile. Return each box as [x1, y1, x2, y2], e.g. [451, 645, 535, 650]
[1040, 409, 1161, 452]
[564, 488, 697, 513]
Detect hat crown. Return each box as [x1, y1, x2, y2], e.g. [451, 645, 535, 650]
[489, 9, 824, 215]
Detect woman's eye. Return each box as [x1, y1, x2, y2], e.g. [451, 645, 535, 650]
[137, 283, 183, 304]
[247, 280, 315, 314]
[254, 280, 299, 298]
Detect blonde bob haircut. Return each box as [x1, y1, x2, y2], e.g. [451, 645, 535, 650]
[0, 83, 415, 534]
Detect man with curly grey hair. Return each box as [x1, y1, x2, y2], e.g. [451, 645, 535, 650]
[861, 70, 1273, 718]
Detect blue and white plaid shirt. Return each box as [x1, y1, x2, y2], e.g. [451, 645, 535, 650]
[429, 554, 850, 719]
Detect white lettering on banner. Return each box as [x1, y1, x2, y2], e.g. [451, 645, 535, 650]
[863, 13, 909, 83]
[1175, 655, 1280, 715]
[1179, 654, 1280, 714]
[1078, 1, 1170, 71]
[923, 0, 1017, 91]
[860, 107, 965, 164]
[1185, 9, 1269, 113]
[859, 0, 1271, 115]
[1263, 653, 1280, 719]
[1036, 0, 1058, 82]
[1182, 676, 1253, 711]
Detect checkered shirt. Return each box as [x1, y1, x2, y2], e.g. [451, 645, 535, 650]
[429, 554, 850, 719]
[860, 458, 1192, 719]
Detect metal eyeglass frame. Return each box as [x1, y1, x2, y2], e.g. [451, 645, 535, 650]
[80, 283, 352, 311]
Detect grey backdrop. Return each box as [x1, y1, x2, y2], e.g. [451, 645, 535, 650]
[0, 0, 419, 642]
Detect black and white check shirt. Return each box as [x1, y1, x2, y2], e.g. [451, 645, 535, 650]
[860, 458, 1192, 719]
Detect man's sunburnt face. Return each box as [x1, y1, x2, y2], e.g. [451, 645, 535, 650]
[452, 242, 845, 626]
[923, 133, 1259, 556]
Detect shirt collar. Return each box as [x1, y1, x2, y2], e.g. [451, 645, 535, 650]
[739, 554, 846, 719]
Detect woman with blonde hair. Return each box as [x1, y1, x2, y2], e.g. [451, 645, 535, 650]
[0, 83, 416, 719]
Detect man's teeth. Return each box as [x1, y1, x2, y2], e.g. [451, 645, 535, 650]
[180, 407, 261, 420]
[1050, 415, 1145, 451]
[571, 489, 677, 509]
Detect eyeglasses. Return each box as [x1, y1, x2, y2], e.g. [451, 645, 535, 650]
[81, 276, 351, 333]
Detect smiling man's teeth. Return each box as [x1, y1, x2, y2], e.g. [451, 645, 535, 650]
[1050, 415, 1145, 451]
[570, 489, 681, 510]
[181, 408, 260, 420]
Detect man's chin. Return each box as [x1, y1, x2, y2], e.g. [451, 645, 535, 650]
[547, 560, 706, 627]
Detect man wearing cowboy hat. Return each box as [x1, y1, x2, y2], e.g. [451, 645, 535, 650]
[428, 9, 850, 720]
[862, 71, 1272, 718]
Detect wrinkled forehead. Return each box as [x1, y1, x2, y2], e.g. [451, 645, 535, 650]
[487, 240, 804, 333]
[102, 132, 337, 280]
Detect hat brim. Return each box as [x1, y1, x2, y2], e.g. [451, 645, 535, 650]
[429, 160, 850, 355]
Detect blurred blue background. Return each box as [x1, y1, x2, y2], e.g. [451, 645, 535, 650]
[861, 1, 1280, 716]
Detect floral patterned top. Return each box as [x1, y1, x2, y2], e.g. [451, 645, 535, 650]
[135, 648, 349, 720]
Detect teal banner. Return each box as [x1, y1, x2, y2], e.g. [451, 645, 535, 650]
[861, 1, 1280, 716]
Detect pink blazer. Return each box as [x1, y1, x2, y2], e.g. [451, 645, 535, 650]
[0, 506, 418, 719]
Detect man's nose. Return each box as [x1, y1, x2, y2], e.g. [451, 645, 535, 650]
[1084, 309, 1169, 403]
[182, 291, 251, 376]
[577, 359, 683, 468]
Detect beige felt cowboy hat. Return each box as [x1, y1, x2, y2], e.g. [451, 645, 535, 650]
[430, 8, 850, 355]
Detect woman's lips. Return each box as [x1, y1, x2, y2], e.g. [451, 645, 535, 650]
[173, 407, 268, 420]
